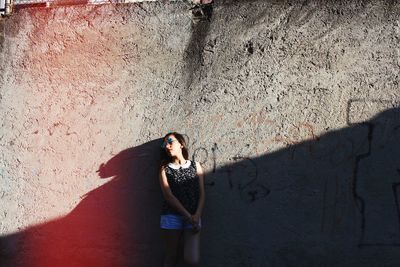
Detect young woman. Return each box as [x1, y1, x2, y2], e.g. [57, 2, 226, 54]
[159, 132, 205, 267]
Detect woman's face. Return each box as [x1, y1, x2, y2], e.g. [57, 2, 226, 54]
[163, 135, 183, 157]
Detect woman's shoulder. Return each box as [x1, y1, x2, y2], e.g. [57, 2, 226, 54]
[192, 160, 201, 165]
[190, 160, 202, 170]
[159, 164, 170, 173]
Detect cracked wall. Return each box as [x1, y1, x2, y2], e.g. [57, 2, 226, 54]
[0, 0, 400, 266]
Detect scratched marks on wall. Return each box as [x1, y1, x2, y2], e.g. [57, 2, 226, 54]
[347, 100, 400, 247]
[192, 143, 271, 204]
[231, 107, 321, 157]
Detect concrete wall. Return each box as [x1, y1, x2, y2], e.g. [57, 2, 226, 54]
[0, 0, 399, 266]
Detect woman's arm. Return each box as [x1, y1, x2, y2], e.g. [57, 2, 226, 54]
[191, 162, 205, 232]
[194, 161, 205, 217]
[159, 167, 192, 219]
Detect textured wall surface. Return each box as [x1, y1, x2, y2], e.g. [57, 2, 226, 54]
[0, 0, 399, 266]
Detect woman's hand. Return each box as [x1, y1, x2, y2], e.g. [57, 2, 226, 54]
[191, 213, 201, 233]
[181, 212, 192, 224]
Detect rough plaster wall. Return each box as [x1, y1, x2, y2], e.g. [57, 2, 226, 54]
[0, 0, 399, 266]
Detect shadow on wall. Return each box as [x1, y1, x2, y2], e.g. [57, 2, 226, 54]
[0, 139, 165, 267]
[1, 107, 400, 266]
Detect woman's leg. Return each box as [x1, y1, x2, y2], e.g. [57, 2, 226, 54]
[183, 229, 201, 267]
[161, 229, 182, 267]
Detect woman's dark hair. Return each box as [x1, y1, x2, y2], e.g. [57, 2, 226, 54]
[160, 132, 189, 168]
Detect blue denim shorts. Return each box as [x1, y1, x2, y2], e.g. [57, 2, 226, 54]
[160, 214, 202, 230]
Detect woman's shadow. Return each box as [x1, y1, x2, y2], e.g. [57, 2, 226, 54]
[1, 138, 166, 267]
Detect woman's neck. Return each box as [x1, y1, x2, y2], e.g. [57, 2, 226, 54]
[171, 156, 187, 165]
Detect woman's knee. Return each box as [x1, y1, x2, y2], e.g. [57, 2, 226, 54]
[164, 249, 180, 267]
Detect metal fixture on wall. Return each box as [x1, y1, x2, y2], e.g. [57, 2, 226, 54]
[1, 0, 13, 16]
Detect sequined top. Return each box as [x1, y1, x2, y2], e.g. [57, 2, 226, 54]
[161, 160, 200, 215]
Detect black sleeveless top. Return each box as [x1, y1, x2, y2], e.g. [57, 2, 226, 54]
[161, 160, 200, 215]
